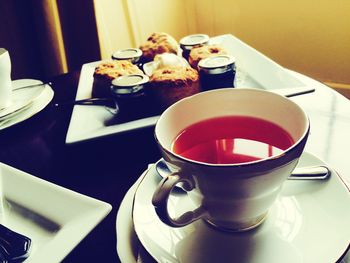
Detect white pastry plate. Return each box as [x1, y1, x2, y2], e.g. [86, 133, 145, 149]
[0, 162, 112, 262]
[65, 34, 306, 144]
[0, 79, 54, 131]
[130, 152, 350, 263]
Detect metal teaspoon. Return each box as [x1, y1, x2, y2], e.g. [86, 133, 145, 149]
[155, 159, 330, 181]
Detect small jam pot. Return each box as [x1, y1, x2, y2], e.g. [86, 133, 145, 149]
[111, 48, 142, 64]
[179, 34, 209, 61]
[111, 74, 148, 97]
[110, 74, 149, 117]
[198, 55, 236, 91]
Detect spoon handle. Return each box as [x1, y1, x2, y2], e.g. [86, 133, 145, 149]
[288, 165, 330, 180]
[156, 159, 331, 182]
[273, 86, 315, 98]
[54, 98, 114, 107]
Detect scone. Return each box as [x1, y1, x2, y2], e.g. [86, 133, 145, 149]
[92, 60, 143, 97]
[147, 66, 199, 109]
[139, 32, 179, 62]
[189, 44, 227, 69]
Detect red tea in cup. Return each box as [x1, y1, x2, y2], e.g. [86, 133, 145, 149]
[172, 116, 294, 164]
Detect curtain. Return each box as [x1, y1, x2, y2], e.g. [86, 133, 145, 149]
[0, 0, 100, 80]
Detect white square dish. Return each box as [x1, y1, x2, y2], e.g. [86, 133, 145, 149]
[0, 163, 112, 262]
[65, 34, 305, 144]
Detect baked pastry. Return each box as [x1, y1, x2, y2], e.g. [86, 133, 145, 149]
[139, 32, 179, 62]
[147, 66, 199, 109]
[92, 60, 143, 97]
[188, 44, 227, 69]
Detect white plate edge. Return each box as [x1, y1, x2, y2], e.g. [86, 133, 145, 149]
[0, 162, 112, 262]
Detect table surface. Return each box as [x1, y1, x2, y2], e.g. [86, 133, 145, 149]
[0, 70, 349, 262]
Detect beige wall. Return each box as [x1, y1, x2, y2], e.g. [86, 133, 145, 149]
[127, 0, 192, 45]
[192, 0, 350, 88]
[94, 0, 350, 89]
[93, 0, 135, 59]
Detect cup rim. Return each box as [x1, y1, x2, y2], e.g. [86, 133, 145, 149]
[154, 88, 310, 170]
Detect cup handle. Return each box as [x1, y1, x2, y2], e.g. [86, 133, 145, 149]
[152, 171, 207, 227]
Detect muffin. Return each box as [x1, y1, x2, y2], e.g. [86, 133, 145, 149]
[92, 60, 143, 97]
[189, 44, 227, 69]
[139, 32, 179, 63]
[147, 66, 199, 109]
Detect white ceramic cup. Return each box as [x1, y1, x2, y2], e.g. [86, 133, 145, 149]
[152, 88, 310, 232]
[0, 48, 12, 109]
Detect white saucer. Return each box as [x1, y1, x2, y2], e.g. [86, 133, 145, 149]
[0, 80, 45, 119]
[0, 79, 54, 130]
[116, 167, 152, 263]
[132, 152, 350, 263]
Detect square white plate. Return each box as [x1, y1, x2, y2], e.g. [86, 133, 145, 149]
[65, 34, 305, 144]
[0, 163, 112, 262]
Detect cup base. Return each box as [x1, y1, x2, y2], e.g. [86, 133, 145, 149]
[205, 212, 268, 233]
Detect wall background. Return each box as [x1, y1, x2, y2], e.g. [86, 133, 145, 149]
[95, 0, 350, 94]
[1, 0, 349, 96]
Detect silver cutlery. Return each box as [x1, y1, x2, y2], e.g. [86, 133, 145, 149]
[0, 84, 48, 116]
[12, 82, 52, 91]
[287, 165, 330, 180]
[272, 86, 315, 98]
[54, 98, 119, 115]
[0, 83, 49, 128]
[155, 159, 330, 181]
[53, 86, 314, 117]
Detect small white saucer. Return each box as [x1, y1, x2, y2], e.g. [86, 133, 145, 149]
[132, 152, 350, 263]
[0, 80, 45, 119]
[0, 79, 54, 130]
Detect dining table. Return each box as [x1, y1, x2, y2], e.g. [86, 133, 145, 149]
[0, 69, 349, 263]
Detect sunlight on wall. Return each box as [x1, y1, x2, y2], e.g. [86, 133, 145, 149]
[94, 0, 350, 88]
[93, 0, 135, 59]
[191, 0, 350, 87]
[126, 0, 191, 45]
